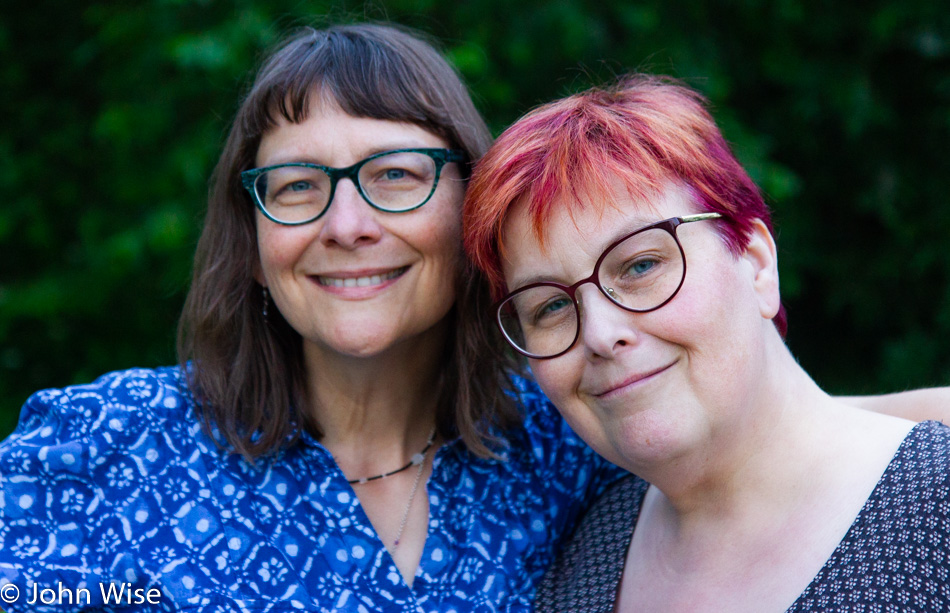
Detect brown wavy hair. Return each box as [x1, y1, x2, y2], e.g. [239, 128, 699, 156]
[178, 23, 519, 460]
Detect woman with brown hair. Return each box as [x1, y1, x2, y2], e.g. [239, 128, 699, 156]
[0, 23, 616, 612]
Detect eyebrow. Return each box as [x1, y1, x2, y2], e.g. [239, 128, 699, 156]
[259, 142, 439, 168]
[506, 214, 667, 291]
[602, 216, 659, 246]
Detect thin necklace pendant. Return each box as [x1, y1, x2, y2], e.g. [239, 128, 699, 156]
[391, 427, 436, 554]
[391, 448, 427, 553]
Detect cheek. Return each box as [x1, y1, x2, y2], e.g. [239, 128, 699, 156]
[435, 187, 464, 238]
[428, 217, 462, 261]
[422, 231, 462, 311]
[530, 357, 581, 415]
[666, 251, 748, 332]
[255, 221, 312, 282]
[531, 354, 618, 460]
[415, 194, 464, 269]
[663, 262, 766, 385]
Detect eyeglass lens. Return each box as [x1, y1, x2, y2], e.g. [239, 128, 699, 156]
[499, 226, 685, 358]
[253, 151, 440, 224]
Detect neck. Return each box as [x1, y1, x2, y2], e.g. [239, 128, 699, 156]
[636, 332, 839, 520]
[302, 321, 448, 475]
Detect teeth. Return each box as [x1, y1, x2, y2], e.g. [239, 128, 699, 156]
[318, 267, 406, 288]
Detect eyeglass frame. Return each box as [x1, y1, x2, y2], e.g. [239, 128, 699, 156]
[495, 212, 723, 360]
[240, 147, 466, 226]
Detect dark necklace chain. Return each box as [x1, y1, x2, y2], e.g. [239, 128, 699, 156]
[347, 428, 436, 485]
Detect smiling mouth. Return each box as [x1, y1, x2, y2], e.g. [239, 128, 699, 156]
[594, 360, 678, 397]
[316, 266, 409, 288]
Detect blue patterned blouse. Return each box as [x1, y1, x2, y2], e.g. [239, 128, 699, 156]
[0, 367, 620, 612]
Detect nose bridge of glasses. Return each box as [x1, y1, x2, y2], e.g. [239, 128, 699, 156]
[567, 278, 589, 307]
[566, 263, 605, 300]
[576, 281, 621, 319]
[571, 281, 641, 358]
[321, 172, 377, 225]
[565, 260, 625, 316]
[326, 163, 373, 207]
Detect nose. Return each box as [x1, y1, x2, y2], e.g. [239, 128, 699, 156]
[576, 284, 641, 359]
[317, 178, 383, 249]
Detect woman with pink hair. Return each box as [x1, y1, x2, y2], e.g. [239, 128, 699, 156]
[465, 75, 950, 612]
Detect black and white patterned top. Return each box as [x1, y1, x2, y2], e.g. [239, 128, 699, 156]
[536, 420, 950, 612]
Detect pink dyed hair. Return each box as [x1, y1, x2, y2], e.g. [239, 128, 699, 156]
[463, 74, 787, 336]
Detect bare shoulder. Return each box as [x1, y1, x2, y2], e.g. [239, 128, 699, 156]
[839, 387, 950, 423]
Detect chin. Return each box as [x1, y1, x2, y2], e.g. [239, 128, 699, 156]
[299, 316, 392, 356]
[606, 409, 698, 470]
[327, 331, 400, 359]
[317, 315, 449, 361]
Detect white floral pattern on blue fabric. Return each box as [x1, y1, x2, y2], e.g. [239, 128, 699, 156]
[0, 367, 622, 612]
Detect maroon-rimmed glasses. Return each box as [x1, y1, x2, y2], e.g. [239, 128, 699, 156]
[496, 212, 722, 359]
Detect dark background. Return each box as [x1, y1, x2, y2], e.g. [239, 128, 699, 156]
[2, 0, 948, 437]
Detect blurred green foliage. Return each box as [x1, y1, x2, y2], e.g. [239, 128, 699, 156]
[2, 0, 948, 436]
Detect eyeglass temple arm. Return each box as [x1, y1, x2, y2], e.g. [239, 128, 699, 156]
[680, 212, 722, 224]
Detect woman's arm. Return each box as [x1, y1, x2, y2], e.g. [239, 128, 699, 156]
[839, 388, 950, 423]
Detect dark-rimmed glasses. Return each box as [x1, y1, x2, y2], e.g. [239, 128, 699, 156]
[496, 213, 722, 359]
[241, 148, 465, 225]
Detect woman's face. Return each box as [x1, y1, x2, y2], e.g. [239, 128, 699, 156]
[253, 99, 465, 360]
[499, 183, 779, 470]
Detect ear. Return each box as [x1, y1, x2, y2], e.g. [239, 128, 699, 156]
[741, 219, 781, 319]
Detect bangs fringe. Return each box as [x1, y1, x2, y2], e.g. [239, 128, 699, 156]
[241, 28, 450, 147]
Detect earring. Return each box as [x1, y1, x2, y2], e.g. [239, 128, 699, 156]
[262, 287, 270, 319]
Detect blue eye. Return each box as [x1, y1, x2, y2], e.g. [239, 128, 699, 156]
[534, 296, 572, 324]
[542, 298, 570, 314]
[288, 180, 312, 192]
[628, 258, 657, 276]
[384, 168, 407, 180]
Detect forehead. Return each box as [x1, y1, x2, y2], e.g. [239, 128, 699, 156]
[255, 96, 448, 166]
[498, 182, 700, 289]
[504, 181, 692, 255]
